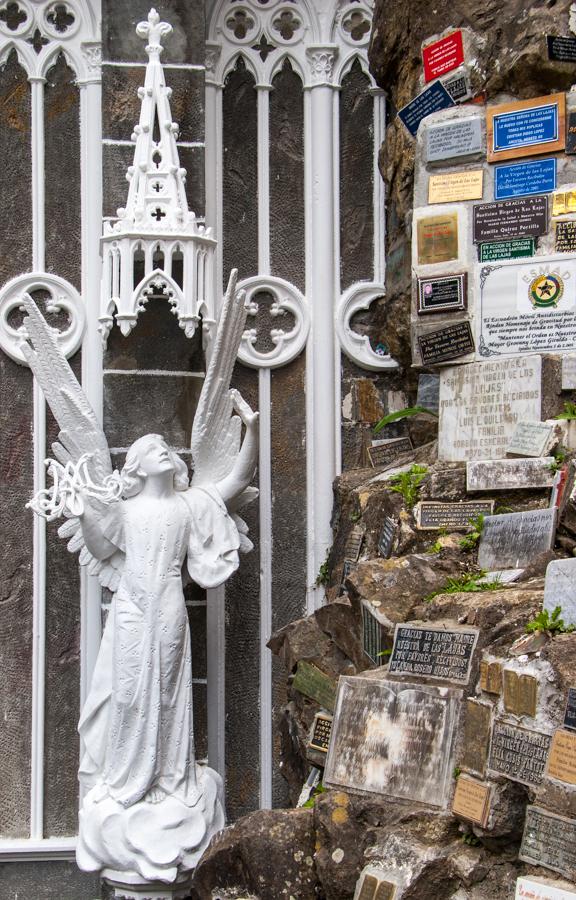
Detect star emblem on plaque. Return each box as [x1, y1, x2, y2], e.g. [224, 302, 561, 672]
[528, 272, 564, 308]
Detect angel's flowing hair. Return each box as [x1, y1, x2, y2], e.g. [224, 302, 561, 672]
[121, 434, 189, 498]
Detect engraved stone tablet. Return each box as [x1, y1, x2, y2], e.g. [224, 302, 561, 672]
[417, 321, 474, 365]
[417, 273, 466, 315]
[293, 661, 337, 712]
[547, 34, 576, 62]
[460, 699, 492, 774]
[363, 603, 384, 665]
[562, 356, 576, 390]
[479, 237, 535, 262]
[478, 509, 557, 570]
[507, 422, 553, 457]
[324, 676, 462, 807]
[345, 526, 364, 562]
[416, 373, 440, 414]
[415, 500, 494, 531]
[556, 221, 576, 254]
[473, 196, 548, 243]
[428, 169, 483, 204]
[378, 517, 397, 559]
[417, 213, 459, 265]
[547, 729, 576, 785]
[520, 805, 576, 879]
[354, 867, 400, 900]
[478, 256, 576, 358]
[488, 721, 551, 786]
[480, 659, 503, 695]
[426, 117, 482, 164]
[503, 670, 538, 717]
[452, 775, 490, 826]
[565, 688, 576, 732]
[388, 623, 478, 685]
[486, 93, 566, 163]
[543, 558, 576, 628]
[368, 437, 413, 468]
[516, 876, 576, 900]
[439, 356, 542, 462]
[309, 713, 333, 753]
[467, 459, 555, 492]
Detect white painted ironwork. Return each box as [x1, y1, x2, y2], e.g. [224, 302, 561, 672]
[99, 8, 216, 345]
[237, 275, 309, 369]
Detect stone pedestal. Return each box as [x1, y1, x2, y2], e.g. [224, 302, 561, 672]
[103, 875, 192, 900]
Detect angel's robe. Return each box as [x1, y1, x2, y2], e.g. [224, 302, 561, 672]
[78, 486, 239, 808]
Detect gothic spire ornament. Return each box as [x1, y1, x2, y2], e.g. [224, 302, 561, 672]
[99, 8, 216, 344]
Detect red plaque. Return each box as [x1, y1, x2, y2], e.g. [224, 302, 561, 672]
[423, 31, 464, 82]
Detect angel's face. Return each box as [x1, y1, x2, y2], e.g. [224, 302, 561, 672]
[138, 436, 175, 477]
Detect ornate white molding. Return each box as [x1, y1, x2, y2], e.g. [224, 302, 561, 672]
[306, 46, 337, 85]
[0, 272, 85, 365]
[336, 282, 398, 371]
[236, 275, 310, 369]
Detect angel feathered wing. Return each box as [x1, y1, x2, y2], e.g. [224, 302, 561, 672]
[20, 293, 125, 591]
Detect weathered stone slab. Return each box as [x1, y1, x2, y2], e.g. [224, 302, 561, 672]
[426, 116, 482, 164]
[480, 659, 503, 695]
[488, 721, 551, 786]
[516, 877, 576, 900]
[520, 805, 576, 880]
[416, 373, 440, 414]
[414, 499, 494, 531]
[451, 775, 491, 826]
[460, 699, 492, 775]
[544, 559, 576, 628]
[378, 517, 397, 559]
[547, 729, 576, 786]
[562, 355, 576, 390]
[362, 602, 384, 665]
[478, 509, 557, 570]
[503, 669, 538, 717]
[324, 676, 461, 808]
[467, 458, 556, 492]
[344, 526, 364, 563]
[388, 623, 479, 685]
[477, 256, 576, 358]
[507, 422, 553, 457]
[292, 661, 337, 712]
[439, 356, 542, 462]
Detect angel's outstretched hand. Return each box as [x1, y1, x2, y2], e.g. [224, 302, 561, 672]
[230, 388, 259, 430]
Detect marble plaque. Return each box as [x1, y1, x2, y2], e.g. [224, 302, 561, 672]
[309, 712, 333, 753]
[378, 517, 396, 559]
[494, 158, 557, 201]
[564, 688, 576, 732]
[438, 356, 542, 462]
[480, 659, 503, 695]
[293, 661, 337, 712]
[556, 221, 576, 254]
[520, 806, 576, 880]
[416, 373, 440, 413]
[461, 699, 492, 774]
[423, 30, 464, 81]
[415, 500, 494, 530]
[517, 877, 576, 900]
[473, 196, 548, 243]
[398, 81, 455, 138]
[368, 437, 413, 468]
[388, 623, 478, 685]
[355, 867, 400, 900]
[543, 558, 576, 628]
[467, 458, 556, 492]
[426, 117, 482, 164]
[488, 721, 551, 786]
[478, 509, 557, 570]
[486, 93, 566, 163]
[417, 273, 467, 314]
[363, 603, 384, 665]
[562, 355, 576, 389]
[345, 526, 364, 562]
[547, 729, 576, 785]
[479, 237, 535, 262]
[507, 422, 553, 457]
[428, 169, 483, 204]
[451, 775, 490, 826]
[503, 670, 538, 717]
[417, 320, 474, 365]
[416, 213, 458, 265]
[324, 676, 462, 808]
[478, 256, 576, 358]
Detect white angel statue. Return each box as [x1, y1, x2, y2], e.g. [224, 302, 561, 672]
[21, 271, 258, 886]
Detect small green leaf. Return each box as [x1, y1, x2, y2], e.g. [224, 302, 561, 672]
[373, 406, 438, 434]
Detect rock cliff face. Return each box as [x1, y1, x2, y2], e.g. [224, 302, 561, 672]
[368, 0, 576, 368]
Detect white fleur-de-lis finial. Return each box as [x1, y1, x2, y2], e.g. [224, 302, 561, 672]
[136, 8, 172, 58]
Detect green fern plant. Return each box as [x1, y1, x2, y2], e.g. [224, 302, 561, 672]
[387, 464, 428, 508]
[525, 605, 575, 635]
[426, 571, 502, 601]
[459, 514, 486, 552]
[373, 406, 438, 435]
[555, 402, 576, 421]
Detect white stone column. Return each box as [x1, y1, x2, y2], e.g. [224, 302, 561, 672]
[305, 46, 339, 612]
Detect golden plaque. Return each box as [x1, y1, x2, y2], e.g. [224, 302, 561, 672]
[452, 775, 490, 826]
[428, 169, 484, 204]
[547, 729, 576, 785]
[416, 213, 459, 265]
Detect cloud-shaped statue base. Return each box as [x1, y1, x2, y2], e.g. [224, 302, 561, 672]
[77, 766, 225, 884]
